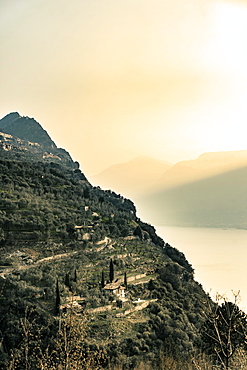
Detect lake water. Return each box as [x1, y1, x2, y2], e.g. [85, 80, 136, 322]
[155, 226, 247, 311]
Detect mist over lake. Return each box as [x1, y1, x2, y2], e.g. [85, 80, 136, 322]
[156, 226, 247, 311]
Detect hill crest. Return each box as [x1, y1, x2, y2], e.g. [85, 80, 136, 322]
[1, 111, 244, 369]
[0, 112, 76, 169]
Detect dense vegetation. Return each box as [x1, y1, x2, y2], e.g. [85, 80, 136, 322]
[0, 157, 137, 245]
[1, 113, 247, 369]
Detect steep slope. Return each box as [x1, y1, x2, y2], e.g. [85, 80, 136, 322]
[0, 112, 20, 127]
[0, 113, 76, 168]
[0, 112, 56, 149]
[0, 113, 212, 369]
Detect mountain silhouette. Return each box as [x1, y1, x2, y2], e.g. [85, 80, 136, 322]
[92, 156, 172, 197]
[138, 165, 247, 228]
[93, 149, 247, 229]
[150, 150, 247, 192]
[0, 112, 76, 168]
[0, 112, 56, 149]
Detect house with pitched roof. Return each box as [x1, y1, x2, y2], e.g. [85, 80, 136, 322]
[103, 281, 126, 298]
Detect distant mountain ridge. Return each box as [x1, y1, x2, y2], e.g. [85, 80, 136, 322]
[138, 165, 247, 228]
[153, 150, 247, 191]
[93, 150, 247, 197]
[93, 149, 247, 229]
[0, 112, 76, 168]
[91, 156, 172, 197]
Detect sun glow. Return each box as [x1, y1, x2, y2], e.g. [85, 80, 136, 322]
[205, 1, 247, 74]
[181, 1, 247, 155]
[1, 0, 247, 173]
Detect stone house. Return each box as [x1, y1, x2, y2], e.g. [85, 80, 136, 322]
[103, 282, 126, 298]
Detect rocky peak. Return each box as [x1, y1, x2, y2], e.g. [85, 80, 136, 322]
[0, 112, 76, 169]
[0, 112, 56, 149]
[0, 112, 21, 128]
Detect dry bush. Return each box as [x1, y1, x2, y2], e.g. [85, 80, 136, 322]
[6, 305, 105, 370]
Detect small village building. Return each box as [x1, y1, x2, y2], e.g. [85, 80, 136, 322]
[60, 296, 86, 312]
[103, 282, 126, 298]
[74, 225, 92, 240]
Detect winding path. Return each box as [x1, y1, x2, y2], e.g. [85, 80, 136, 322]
[0, 251, 78, 279]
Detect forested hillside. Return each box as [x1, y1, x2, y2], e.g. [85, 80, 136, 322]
[0, 113, 247, 370]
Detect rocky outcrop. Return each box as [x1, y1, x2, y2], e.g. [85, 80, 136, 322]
[0, 113, 76, 168]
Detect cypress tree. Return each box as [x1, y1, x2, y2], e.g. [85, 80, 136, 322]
[101, 270, 105, 288]
[74, 268, 77, 283]
[109, 259, 114, 283]
[124, 271, 127, 288]
[55, 279, 61, 315]
[65, 272, 70, 288]
[133, 225, 143, 240]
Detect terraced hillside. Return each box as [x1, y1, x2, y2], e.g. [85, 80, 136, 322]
[0, 112, 242, 370]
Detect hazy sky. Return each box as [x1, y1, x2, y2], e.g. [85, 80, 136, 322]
[1, 0, 247, 176]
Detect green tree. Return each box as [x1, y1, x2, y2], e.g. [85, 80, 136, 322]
[74, 269, 77, 283]
[124, 271, 127, 288]
[0, 227, 4, 243]
[65, 272, 70, 288]
[55, 280, 60, 316]
[101, 270, 105, 288]
[109, 259, 114, 283]
[133, 225, 143, 240]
